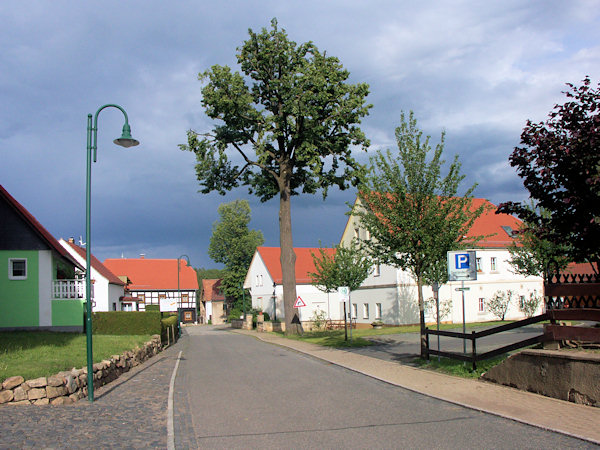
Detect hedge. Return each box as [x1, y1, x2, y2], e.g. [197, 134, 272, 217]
[92, 311, 162, 335]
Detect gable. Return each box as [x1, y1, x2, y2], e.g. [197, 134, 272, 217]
[0, 193, 52, 250]
[256, 247, 336, 284]
[104, 258, 199, 291]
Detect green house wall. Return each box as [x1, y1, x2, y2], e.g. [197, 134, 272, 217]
[0, 250, 40, 327]
[51, 299, 85, 327]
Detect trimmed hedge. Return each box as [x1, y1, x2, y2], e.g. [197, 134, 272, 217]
[145, 304, 160, 312]
[161, 314, 179, 341]
[92, 311, 162, 335]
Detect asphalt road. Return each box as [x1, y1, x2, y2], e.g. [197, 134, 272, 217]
[172, 326, 592, 449]
[350, 324, 545, 365]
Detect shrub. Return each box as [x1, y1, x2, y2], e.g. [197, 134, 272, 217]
[92, 311, 162, 335]
[145, 304, 160, 312]
[310, 308, 327, 330]
[487, 290, 514, 321]
[519, 291, 542, 318]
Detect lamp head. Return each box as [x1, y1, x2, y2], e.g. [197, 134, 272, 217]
[114, 123, 140, 148]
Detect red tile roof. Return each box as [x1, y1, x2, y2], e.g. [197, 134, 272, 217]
[0, 184, 81, 269]
[465, 198, 523, 248]
[202, 279, 225, 301]
[257, 247, 336, 285]
[63, 240, 125, 286]
[103, 258, 199, 291]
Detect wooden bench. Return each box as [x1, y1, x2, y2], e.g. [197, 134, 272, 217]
[326, 320, 355, 330]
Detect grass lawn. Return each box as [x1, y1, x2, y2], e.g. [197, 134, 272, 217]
[413, 355, 509, 378]
[275, 320, 514, 349]
[0, 332, 153, 383]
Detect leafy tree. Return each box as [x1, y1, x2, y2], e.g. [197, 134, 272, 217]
[507, 204, 570, 281]
[498, 77, 600, 272]
[309, 240, 372, 293]
[354, 111, 484, 356]
[487, 290, 514, 321]
[208, 199, 264, 308]
[181, 19, 371, 334]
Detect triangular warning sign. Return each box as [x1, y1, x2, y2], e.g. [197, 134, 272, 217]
[294, 296, 306, 308]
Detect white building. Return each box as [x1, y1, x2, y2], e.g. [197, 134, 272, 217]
[59, 238, 126, 311]
[340, 197, 544, 326]
[244, 247, 343, 322]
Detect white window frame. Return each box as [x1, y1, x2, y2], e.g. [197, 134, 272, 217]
[352, 303, 358, 319]
[373, 263, 381, 277]
[375, 303, 382, 319]
[478, 297, 485, 313]
[363, 303, 369, 319]
[9, 258, 27, 280]
[490, 257, 497, 271]
[476, 257, 482, 272]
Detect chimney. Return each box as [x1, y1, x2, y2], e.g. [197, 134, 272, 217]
[68, 237, 75, 244]
[140, 254, 145, 259]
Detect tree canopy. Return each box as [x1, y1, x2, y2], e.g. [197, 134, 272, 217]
[354, 111, 484, 355]
[498, 77, 600, 271]
[181, 19, 371, 333]
[208, 200, 264, 305]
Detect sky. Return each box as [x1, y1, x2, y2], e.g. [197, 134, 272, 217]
[1, 1, 599, 269]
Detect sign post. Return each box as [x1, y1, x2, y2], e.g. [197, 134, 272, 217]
[447, 251, 477, 358]
[338, 287, 351, 341]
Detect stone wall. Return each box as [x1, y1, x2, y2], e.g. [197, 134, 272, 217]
[0, 335, 163, 406]
[482, 349, 600, 407]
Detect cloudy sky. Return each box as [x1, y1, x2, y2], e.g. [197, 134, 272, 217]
[1, 1, 599, 269]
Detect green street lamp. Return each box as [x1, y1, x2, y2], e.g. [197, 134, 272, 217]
[85, 104, 139, 402]
[177, 254, 190, 317]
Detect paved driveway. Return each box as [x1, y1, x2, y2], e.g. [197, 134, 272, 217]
[348, 324, 544, 364]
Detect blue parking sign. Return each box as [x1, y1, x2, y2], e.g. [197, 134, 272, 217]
[447, 250, 477, 281]
[455, 253, 470, 269]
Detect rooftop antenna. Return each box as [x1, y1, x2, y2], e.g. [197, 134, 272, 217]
[79, 236, 86, 247]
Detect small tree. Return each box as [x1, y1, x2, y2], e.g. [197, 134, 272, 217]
[424, 297, 452, 322]
[505, 203, 570, 281]
[487, 290, 514, 321]
[354, 111, 485, 356]
[309, 240, 372, 293]
[498, 77, 600, 271]
[181, 19, 371, 334]
[519, 291, 542, 318]
[208, 200, 264, 308]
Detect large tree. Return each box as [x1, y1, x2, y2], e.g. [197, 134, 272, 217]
[208, 200, 264, 307]
[498, 77, 600, 272]
[354, 111, 484, 356]
[181, 19, 371, 334]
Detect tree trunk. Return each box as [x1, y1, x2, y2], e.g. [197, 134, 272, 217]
[279, 181, 301, 335]
[417, 273, 427, 358]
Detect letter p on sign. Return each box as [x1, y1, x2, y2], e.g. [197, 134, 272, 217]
[455, 253, 470, 270]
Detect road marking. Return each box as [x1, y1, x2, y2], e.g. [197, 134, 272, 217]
[167, 350, 183, 450]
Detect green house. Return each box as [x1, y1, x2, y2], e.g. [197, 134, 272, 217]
[1, 185, 85, 331]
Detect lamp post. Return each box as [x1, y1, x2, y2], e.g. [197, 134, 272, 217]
[86, 104, 139, 402]
[177, 254, 190, 315]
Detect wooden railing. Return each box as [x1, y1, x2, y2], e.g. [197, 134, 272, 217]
[424, 314, 549, 371]
[545, 272, 600, 309]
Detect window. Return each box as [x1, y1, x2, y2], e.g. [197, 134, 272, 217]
[138, 293, 145, 304]
[478, 298, 485, 313]
[375, 303, 382, 319]
[476, 258, 482, 272]
[352, 303, 357, 319]
[363, 303, 369, 319]
[519, 295, 525, 309]
[354, 227, 360, 239]
[490, 257, 497, 271]
[373, 263, 381, 277]
[9, 258, 27, 280]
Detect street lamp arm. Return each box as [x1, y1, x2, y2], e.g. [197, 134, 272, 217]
[90, 104, 138, 162]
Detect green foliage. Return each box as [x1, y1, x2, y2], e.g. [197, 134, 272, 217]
[228, 307, 244, 322]
[310, 308, 328, 331]
[519, 291, 543, 318]
[181, 18, 371, 334]
[354, 111, 484, 347]
[507, 204, 571, 280]
[208, 199, 264, 302]
[498, 77, 600, 269]
[487, 290, 514, 321]
[145, 304, 160, 312]
[92, 311, 162, 335]
[309, 240, 372, 293]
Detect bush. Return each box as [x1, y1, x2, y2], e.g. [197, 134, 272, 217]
[228, 308, 244, 322]
[145, 304, 160, 312]
[160, 314, 179, 341]
[92, 311, 162, 335]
